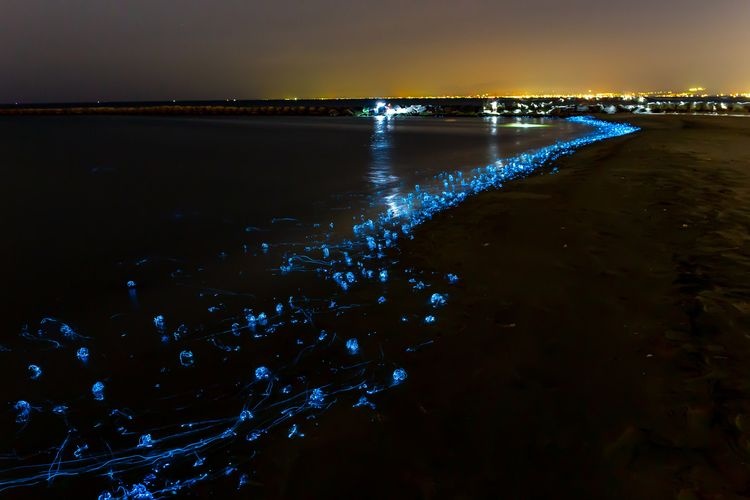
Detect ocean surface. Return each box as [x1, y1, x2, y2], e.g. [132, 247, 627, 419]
[0, 115, 607, 496]
[2, 116, 588, 322]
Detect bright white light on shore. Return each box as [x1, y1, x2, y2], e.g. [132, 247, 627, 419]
[373, 103, 426, 117]
[373, 101, 387, 115]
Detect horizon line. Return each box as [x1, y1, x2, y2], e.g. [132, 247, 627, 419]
[4, 91, 750, 107]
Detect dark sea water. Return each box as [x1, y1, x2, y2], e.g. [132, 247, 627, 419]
[0, 115, 596, 497]
[2, 116, 587, 323]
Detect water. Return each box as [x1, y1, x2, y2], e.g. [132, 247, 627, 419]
[0, 115, 635, 497]
[2, 115, 586, 322]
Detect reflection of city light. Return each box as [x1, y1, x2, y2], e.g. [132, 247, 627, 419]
[503, 123, 549, 128]
[369, 115, 403, 215]
[488, 116, 498, 135]
[487, 116, 498, 163]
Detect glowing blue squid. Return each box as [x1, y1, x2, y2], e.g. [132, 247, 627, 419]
[92, 381, 105, 401]
[76, 346, 89, 363]
[255, 366, 270, 380]
[179, 350, 194, 367]
[392, 368, 408, 385]
[430, 293, 447, 307]
[309, 387, 326, 408]
[14, 400, 31, 424]
[345, 338, 360, 355]
[137, 434, 154, 448]
[27, 364, 42, 380]
[153, 315, 165, 331]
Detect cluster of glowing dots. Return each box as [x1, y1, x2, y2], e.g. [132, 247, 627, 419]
[1, 117, 638, 498]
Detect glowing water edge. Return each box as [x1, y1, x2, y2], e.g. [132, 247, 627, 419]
[0, 116, 637, 498]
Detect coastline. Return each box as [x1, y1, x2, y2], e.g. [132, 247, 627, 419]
[1, 98, 748, 118]
[253, 115, 750, 498]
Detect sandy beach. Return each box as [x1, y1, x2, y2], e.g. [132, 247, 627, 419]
[252, 115, 750, 499]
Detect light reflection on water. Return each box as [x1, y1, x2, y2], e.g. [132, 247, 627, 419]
[369, 115, 403, 216]
[365, 115, 562, 221]
[487, 116, 499, 165]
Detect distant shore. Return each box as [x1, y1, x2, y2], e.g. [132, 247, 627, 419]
[1, 97, 748, 118]
[258, 115, 750, 498]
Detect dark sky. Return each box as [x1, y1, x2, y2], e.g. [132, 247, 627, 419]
[1, 0, 748, 103]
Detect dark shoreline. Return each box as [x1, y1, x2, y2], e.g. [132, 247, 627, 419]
[249, 115, 750, 499]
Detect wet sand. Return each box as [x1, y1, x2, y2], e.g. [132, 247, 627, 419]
[253, 116, 750, 499]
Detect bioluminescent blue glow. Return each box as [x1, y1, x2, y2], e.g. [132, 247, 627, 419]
[27, 364, 42, 380]
[308, 388, 326, 408]
[76, 346, 89, 363]
[430, 293, 447, 307]
[179, 350, 195, 367]
[137, 434, 154, 448]
[287, 423, 303, 439]
[91, 381, 105, 401]
[392, 368, 408, 384]
[0, 117, 638, 497]
[254, 366, 270, 380]
[353, 395, 376, 409]
[14, 400, 31, 424]
[345, 338, 360, 355]
[153, 315, 165, 331]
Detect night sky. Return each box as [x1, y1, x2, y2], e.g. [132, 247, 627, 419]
[1, 0, 748, 103]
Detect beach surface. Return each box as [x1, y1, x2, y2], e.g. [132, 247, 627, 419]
[253, 115, 750, 499]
